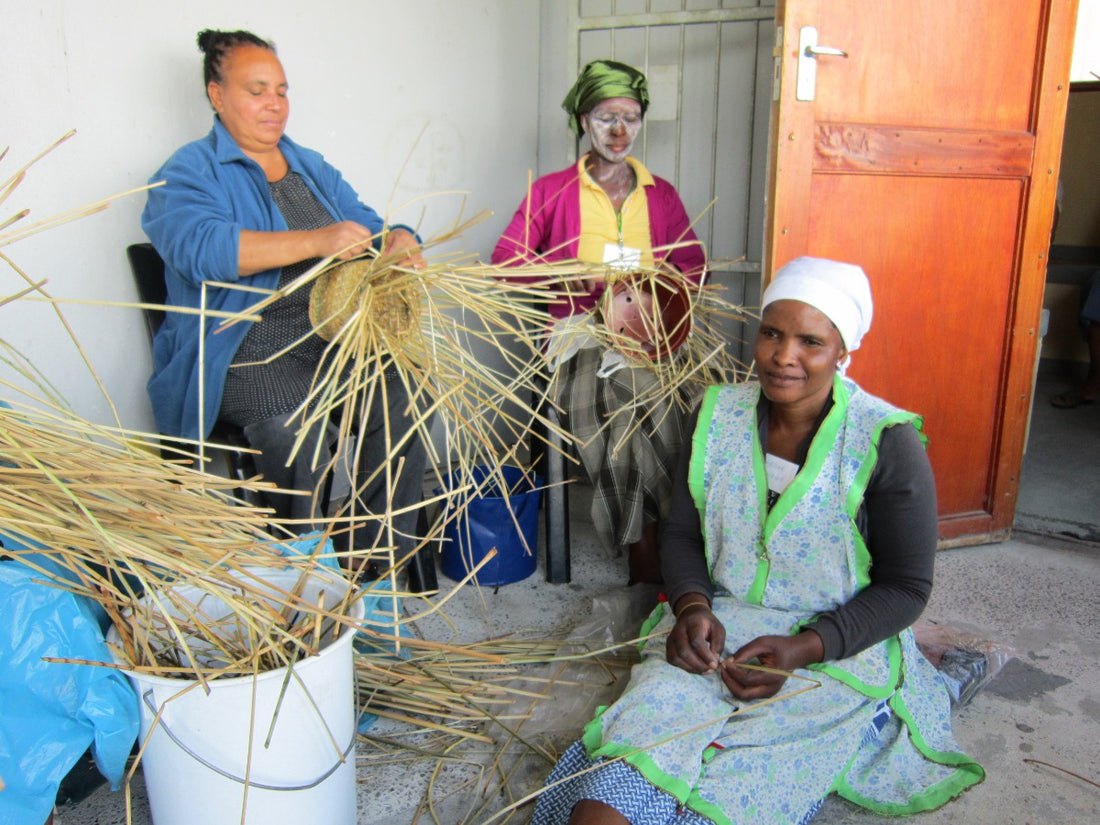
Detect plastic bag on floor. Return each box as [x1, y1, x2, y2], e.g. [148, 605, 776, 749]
[0, 556, 139, 825]
[913, 620, 1017, 707]
[508, 587, 657, 743]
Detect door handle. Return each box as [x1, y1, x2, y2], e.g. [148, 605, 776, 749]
[796, 26, 848, 101]
[804, 44, 849, 58]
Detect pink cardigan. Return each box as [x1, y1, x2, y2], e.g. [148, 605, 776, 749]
[491, 160, 706, 319]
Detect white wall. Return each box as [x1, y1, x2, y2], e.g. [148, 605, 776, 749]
[0, 0, 541, 431]
[1071, 0, 1100, 82]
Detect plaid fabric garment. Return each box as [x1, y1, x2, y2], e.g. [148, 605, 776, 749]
[556, 347, 686, 551]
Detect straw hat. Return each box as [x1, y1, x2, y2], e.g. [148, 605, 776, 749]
[309, 258, 420, 343]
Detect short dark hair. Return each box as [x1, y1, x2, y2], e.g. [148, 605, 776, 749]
[196, 29, 275, 89]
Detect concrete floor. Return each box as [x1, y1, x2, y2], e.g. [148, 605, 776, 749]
[53, 366, 1100, 824]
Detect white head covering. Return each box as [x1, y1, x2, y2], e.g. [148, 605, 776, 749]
[761, 257, 873, 356]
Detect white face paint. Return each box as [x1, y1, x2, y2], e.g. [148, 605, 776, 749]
[583, 97, 643, 164]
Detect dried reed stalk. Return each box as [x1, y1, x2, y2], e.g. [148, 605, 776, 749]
[2, 132, 162, 428]
[0, 373, 371, 680]
[198, 208, 581, 565]
[356, 634, 562, 738]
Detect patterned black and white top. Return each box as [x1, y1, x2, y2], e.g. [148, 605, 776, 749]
[219, 172, 334, 427]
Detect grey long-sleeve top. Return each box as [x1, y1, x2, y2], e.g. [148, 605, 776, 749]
[660, 395, 938, 662]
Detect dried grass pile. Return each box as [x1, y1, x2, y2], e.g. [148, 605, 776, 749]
[0, 370, 362, 679]
[352, 626, 639, 824]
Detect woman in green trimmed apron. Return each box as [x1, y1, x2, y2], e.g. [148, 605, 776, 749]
[532, 257, 982, 824]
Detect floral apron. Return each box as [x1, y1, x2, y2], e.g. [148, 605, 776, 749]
[573, 377, 982, 824]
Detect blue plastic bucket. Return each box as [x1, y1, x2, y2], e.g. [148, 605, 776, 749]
[438, 465, 541, 586]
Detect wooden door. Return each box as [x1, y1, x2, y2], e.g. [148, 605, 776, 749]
[766, 0, 1078, 545]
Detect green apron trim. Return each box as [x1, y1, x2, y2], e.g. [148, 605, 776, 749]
[846, 407, 924, 522]
[809, 634, 903, 698]
[637, 600, 669, 654]
[683, 745, 737, 823]
[763, 379, 848, 537]
[582, 705, 736, 824]
[850, 528, 873, 591]
[586, 740, 695, 809]
[587, 744, 734, 825]
[745, 413, 771, 604]
[689, 385, 723, 552]
[683, 790, 733, 825]
[832, 672, 985, 813]
[747, 379, 848, 605]
[848, 406, 923, 592]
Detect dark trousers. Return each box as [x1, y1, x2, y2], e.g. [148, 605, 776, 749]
[241, 372, 427, 559]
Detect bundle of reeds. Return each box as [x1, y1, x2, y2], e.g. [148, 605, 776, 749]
[205, 212, 585, 563]
[482, 253, 751, 463]
[218, 221, 748, 508]
[0, 361, 367, 681]
[2, 134, 378, 685]
[352, 626, 639, 824]
[558, 259, 749, 397]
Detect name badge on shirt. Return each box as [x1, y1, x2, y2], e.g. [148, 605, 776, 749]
[604, 243, 641, 270]
[765, 452, 799, 496]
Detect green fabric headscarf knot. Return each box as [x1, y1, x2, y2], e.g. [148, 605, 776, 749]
[561, 59, 650, 137]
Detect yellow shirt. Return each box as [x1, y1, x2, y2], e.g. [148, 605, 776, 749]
[576, 155, 655, 269]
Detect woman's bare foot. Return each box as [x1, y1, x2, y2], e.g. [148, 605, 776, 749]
[568, 798, 630, 824]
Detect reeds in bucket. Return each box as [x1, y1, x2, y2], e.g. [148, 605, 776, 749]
[106, 566, 365, 825]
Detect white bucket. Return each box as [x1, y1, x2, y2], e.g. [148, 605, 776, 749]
[108, 567, 363, 825]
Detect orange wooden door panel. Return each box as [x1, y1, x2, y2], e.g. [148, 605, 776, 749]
[808, 174, 1020, 515]
[813, 3, 1042, 131]
[767, 0, 1078, 544]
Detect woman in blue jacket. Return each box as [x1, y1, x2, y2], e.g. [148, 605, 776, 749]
[142, 29, 426, 570]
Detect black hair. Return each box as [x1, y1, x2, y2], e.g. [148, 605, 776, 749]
[196, 28, 275, 90]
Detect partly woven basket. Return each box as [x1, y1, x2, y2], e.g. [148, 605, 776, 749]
[309, 258, 420, 343]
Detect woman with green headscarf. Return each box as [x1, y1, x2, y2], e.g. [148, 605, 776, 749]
[492, 59, 706, 584]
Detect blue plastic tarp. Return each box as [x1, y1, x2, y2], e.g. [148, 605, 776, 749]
[0, 557, 139, 825]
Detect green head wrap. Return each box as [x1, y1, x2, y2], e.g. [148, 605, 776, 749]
[561, 59, 650, 138]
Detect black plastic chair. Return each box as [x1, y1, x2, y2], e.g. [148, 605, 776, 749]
[526, 332, 572, 584]
[531, 399, 571, 584]
[126, 243, 437, 592]
[127, 243, 263, 505]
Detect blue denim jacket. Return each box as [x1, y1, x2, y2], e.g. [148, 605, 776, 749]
[142, 117, 399, 440]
